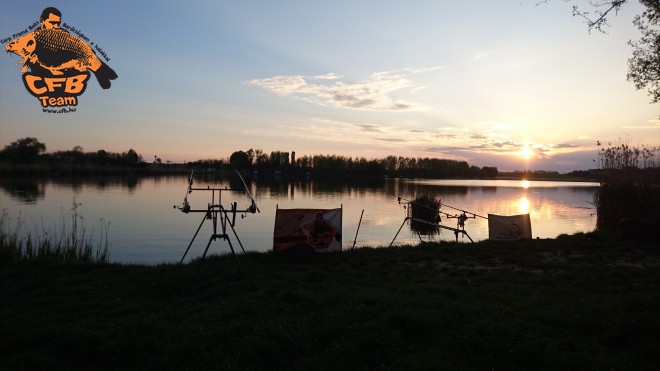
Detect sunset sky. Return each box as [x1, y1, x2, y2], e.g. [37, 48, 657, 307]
[1, 0, 658, 172]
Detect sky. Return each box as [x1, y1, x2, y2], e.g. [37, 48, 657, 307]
[1, 1, 658, 172]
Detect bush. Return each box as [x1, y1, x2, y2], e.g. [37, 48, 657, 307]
[594, 141, 660, 231]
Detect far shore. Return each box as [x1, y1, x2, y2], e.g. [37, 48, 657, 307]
[0, 163, 599, 183]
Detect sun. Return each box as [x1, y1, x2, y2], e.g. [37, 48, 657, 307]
[519, 146, 533, 160]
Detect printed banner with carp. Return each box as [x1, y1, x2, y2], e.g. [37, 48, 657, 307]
[273, 208, 342, 253]
[488, 213, 532, 241]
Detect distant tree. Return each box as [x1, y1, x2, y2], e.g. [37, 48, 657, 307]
[229, 150, 251, 170]
[269, 151, 290, 170]
[96, 150, 109, 166]
[482, 166, 499, 179]
[123, 148, 141, 165]
[0, 137, 46, 163]
[298, 154, 312, 169]
[246, 148, 256, 166]
[67, 146, 85, 165]
[255, 149, 268, 168]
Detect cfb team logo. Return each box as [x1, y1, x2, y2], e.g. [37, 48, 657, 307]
[4, 7, 117, 112]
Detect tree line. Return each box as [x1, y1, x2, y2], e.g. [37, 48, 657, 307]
[0, 137, 144, 168]
[0, 137, 150, 177]
[0, 137, 499, 179]
[209, 148, 499, 178]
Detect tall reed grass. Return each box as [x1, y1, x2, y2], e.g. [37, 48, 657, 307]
[594, 140, 660, 231]
[0, 199, 110, 263]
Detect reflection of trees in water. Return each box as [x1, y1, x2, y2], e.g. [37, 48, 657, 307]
[186, 174, 598, 217]
[250, 177, 388, 200]
[475, 186, 497, 194]
[49, 176, 140, 193]
[0, 179, 46, 204]
[245, 177, 477, 204]
[393, 182, 470, 198]
[126, 176, 138, 192]
[1, 175, 173, 204]
[544, 186, 598, 194]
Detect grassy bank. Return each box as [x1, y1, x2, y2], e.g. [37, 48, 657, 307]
[1, 234, 659, 370]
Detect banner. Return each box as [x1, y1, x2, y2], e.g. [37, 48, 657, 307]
[488, 213, 532, 241]
[273, 208, 342, 252]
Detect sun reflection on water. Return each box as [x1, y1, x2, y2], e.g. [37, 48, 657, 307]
[517, 196, 530, 214]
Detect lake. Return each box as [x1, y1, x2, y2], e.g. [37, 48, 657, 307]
[0, 175, 599, 264]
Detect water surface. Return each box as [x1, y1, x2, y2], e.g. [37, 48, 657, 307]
[0, 175, 598, 264]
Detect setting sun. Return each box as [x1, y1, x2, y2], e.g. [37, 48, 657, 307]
[519, 146, 533, 159]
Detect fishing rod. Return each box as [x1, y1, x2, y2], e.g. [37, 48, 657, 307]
[440, 202, 488, 220]
[397, 195, 484, 219]
[179, 169, 194, 213]
[397, 194, 487, 233]
[235, 170, 260, 214]
[392, 194, 481, 244]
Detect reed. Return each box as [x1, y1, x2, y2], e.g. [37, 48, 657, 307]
[0, 199, 110, 263]
[593, 141, 660, 231]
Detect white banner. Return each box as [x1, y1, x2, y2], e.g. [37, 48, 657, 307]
[488, 214, 532, 241]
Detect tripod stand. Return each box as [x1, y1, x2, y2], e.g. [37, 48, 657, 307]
[389, 196, 475, 247]
[389, 216, 474, 247]
[176, 174, 259, 274]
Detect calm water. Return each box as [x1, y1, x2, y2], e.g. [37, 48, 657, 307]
[0, 175, 598, 264]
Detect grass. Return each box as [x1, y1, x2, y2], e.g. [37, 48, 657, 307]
[0, 199, 110, 263]
[1, 232, 659, 370]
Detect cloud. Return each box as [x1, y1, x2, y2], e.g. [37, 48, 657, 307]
[245, 66, 441, 111]
[313, 73, 341, 80]
[375, 138, 409, 143]
[246, 75, 308, 96]
[622, 119, 660, 130]
[355, 124, 385, 133]
[425, 146, 469, 152]
[432, 132, 458, 140]
[423, 135, 589, 162]
[552, 143, 580, 149]
[470, 52, 488, 61]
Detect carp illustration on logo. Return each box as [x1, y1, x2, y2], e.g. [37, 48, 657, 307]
[4, 7, 117, 111]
